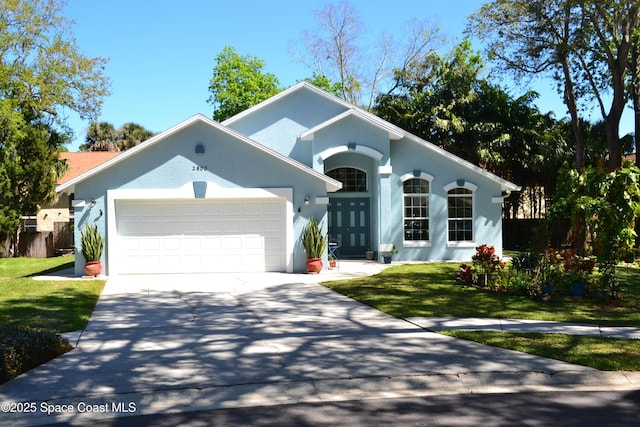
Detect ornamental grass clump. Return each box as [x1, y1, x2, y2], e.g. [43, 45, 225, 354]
[302, 217, 326, 259]
[80, 223, 104, 262]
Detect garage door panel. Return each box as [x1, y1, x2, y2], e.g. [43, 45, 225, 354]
[244, 219, 263, 233]
[223, 220, 243, 233]
[162, 238, 181, 250]
[116, 198, 287, 273]
[201, 219, 224, 234]
[224, 203, 242, 216]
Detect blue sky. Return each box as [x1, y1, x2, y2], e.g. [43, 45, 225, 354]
[63, 0, 633, 151]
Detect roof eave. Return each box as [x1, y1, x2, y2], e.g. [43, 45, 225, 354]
[57, 113, 340, 193]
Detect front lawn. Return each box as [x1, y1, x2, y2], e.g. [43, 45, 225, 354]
[323, 262, 640, 370]
[0, 256, 104, 332]
[323, 263, 640, 326]
[0, 256, 105, 383]
[440, 331, 640, 371]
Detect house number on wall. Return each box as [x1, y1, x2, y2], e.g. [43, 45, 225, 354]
[192, 165, 208, 171]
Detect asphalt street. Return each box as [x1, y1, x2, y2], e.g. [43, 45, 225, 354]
[42, 390, 640, 427]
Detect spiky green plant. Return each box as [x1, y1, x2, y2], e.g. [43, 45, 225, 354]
[302, 217, 327, 259]
[80, 223, 104, 262]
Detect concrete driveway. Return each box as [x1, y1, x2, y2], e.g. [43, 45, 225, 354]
[0, 270, 612, 425]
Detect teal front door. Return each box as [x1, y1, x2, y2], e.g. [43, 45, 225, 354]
[327, 198, 370, 257]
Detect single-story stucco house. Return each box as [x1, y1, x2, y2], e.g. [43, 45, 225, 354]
[56, 82, 520, 276]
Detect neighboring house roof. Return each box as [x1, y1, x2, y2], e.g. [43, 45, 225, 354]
[225, 82, 521, 193]
[624, 153, 636, 163]
[58, 152, 122, 185]
[56, 114, 342, 193]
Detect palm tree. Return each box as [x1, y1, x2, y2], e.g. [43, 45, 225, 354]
[119, 123, 155, 150]
[82, 122, 120, 152]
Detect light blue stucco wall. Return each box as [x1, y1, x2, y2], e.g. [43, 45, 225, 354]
[225, 88, 348, 165]
[285, 109, 508, 262]
[389, 139, 505, 261]
[72, 120, 331, 275]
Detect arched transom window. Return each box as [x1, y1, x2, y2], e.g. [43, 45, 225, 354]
[326, 167, 367, 192]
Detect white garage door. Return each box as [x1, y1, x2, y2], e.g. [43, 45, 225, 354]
[115, 199, 286, 274]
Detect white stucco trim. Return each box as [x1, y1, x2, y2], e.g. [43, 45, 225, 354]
[492, 190, 512, 204]
[378, 165, 392, 175]
[318, 144, 384, 161]
[106, 185, 294, 276]
[444, 181, 478, 192]
[447, 241, 476, 248]
[400, 172, 435, 183]
[403, 241, 432, 248]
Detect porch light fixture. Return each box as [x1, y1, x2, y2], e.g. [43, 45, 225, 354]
[195, 143, 205, 154]
[90, 200, 96, 208]
[304, 196, 310, 205]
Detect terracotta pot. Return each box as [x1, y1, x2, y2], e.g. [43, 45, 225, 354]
[306, 258, 323, 274]
[84, 261, 102, 277]
[329, 260, 337, 268]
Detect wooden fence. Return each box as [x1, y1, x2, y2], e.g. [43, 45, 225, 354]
[17, 222, 73, 258]
[503, 218, 571, 251]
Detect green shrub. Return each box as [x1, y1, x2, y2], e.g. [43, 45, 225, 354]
[0, 324, 72, 383]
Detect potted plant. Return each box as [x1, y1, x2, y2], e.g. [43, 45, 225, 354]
[561, 249, 596, 298]
[540, 248, 563, 298]
[381, 244, 398, 264]
[81, 223, 104, 277]
[365, 244, 375, 260]
[328, 253, 337, 269]
[302, 217, 327, 273]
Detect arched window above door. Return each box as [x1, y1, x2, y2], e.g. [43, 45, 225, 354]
[326, 167, 368, 192]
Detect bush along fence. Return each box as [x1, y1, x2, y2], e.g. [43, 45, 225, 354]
[458, 245, 597, 300]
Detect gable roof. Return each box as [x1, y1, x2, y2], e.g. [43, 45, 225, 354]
[222, 82, 354, 127]
[299, 109, 404, 141]
[58, 152, 122, 185]
[224, 82, 520, 192]
[56, 114, 342, 193]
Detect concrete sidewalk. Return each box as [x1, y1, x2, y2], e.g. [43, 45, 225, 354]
[406, 317, 640, 340]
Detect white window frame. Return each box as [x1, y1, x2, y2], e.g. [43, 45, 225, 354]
[445, 181, 477, 247]
[401, 172, 433, 248]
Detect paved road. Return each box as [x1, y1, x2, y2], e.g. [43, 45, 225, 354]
[44, 390, 640, 427]
[0, 272, 633, 426]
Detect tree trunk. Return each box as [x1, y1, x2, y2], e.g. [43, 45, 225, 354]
[606, 116, 622, 171]
[561, 60, 585, 171]
[560, 58, 586, 254]
[631, 36, 640, 247]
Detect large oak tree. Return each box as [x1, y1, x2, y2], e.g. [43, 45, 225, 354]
[468, 0, 640, 172]
[0, 0, 109, 252]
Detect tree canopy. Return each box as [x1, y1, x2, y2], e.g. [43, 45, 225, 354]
[206, 46, 281, 122]
[374, 41, 564, 217]
[81, 121, 155, 152]
[468, 0, 640, 171]
[0, 0, 109, 247]
[292, 1, 445, 108]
